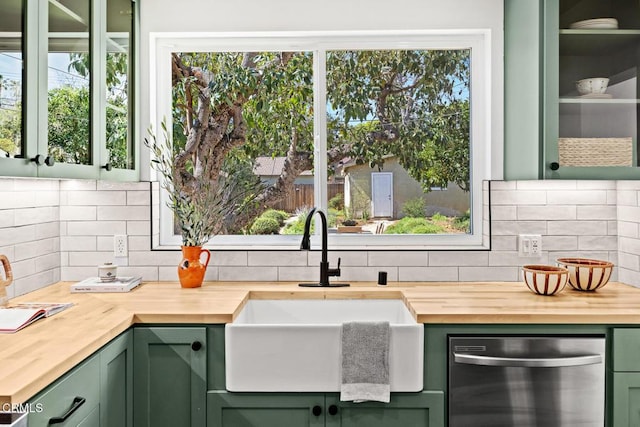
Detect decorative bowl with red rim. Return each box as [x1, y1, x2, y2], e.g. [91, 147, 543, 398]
[522, 265, 569, 296]
[556, 258, 614, 291]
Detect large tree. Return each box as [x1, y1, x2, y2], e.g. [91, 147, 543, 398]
[170, 48, 470, 233]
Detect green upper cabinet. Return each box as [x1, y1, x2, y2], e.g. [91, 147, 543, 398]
[543, 0, 640, 179]
[0, 0, 138, 180]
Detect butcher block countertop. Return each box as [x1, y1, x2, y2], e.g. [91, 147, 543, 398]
[1, 280, 640, 406]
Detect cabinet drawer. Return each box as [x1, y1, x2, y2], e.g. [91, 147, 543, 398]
[28, 355, 100, 427]
[613, 329, 640, 371]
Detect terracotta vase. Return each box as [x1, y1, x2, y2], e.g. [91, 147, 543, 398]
[177, 246, 211, 288]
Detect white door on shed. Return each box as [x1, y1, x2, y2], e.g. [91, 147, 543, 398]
[371, 172, 393, 217]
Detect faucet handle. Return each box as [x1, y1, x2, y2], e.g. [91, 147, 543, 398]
[337, 257, 341, 269]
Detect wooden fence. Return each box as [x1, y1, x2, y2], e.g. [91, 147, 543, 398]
[272, 184, 343, 212]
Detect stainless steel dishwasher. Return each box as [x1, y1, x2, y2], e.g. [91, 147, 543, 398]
[449, 336, 605, 427]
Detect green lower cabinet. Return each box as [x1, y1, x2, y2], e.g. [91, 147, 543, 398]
[134, 327, 207, 427]
[28, 355, 101, 427]
[325, 392, 444, 427]
[207, 392, 325, 427]
[100, 330, 133, 427]
[206, 391, 444, 427]
[77, 406, 100, 427]
[613, 373, 640, 427]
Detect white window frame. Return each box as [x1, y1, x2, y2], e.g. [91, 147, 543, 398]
[150, 30, 491, 250]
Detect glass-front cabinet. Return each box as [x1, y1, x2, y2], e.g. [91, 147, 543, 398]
[0, 0, 137, 180]
[545, 0, 640, 179]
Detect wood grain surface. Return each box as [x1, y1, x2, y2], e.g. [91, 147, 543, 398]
[1, 280, 640, 406]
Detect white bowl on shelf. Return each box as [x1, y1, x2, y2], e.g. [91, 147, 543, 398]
[569, 18, 618, 29]
[576, 77, 609, 95]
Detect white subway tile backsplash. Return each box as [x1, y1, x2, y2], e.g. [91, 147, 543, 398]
[219, 266, 278, 281]
[277, 266, 319, 282]
[399, 266, 458, 281]
[547, 221, 609, 236]
[60, 236, 96, 252]
[618, 221, 639, 238]
[248, 251, 308, 266]
[69, 251, 114, 266]
[429, 251, 488, 266]
[308, 251, 368, 266]
[60, 180, 97, 191]
[491, 190, 546, 205]
[459, 266, 519, 281]
[127, 191, 151, 206]
[117, 266, 159, 281]
[578, 235, 618, 251]
[14, 238, 57, 261]
[491, 236, 517, 251]
[547, 190, 608, 205]
[6, 177, 640, 291]
[368, 251, 427, 267]
[67, 221, 126, 236]
[517, 180, 576, 190]
[491, 221, 547, 236]
[159, 266, 219, 281]
[541, 236, 578, 251]
[616, 190, 638, 206]
[576, 205, 617, 220]
[126, 221, 150, 236]
[0, 210, 15, 227]
[619, 268, 640, 287]
[490, 206, 517, 221]
[14, 207, 58, 226]
[210, 251, 248, 266]
[129, 251, 183, 266]
[517, 205, 576, 221]
[60, 206, 97, 221]
[66, 191, 126, 206]
[337, 267, 398, 282]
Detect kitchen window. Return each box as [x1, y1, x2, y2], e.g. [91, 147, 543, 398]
[151, 31, 490, 249]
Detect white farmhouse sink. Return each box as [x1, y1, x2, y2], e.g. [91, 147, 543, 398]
[225, 299, 424, 392]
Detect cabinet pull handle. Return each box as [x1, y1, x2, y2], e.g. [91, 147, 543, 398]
[453, 353, 602, 368]
[328, 405, 339, 415]
[102, 162, 113, 171]
[312, 405, 322, 416]
[48, 396, 85, 424]
[550, 162, 560, 171]
[191, 341, 202, 351]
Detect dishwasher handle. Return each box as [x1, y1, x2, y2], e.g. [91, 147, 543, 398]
[453, 353, 602, 368]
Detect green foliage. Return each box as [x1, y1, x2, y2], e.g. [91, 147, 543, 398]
[326, 49, 471, 191]
[384, 217, 445, 234]
[431, 212, 447, 222]
[402, 197, 427, 218]
[282, 209, 315, 235]
[145, 122, 258, 246]
[328, 193, 344, 210]
[0, 138, 16, 155]
[249, 217, 281, 235]
[453, 209, 471, 232]
[48, 86, 90, 164]
[260, 209, 289, 226]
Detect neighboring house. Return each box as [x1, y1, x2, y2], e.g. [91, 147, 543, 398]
[253, 156, 314, 185]
[342, 156, 469, 219]
[253, 156, 342, 212]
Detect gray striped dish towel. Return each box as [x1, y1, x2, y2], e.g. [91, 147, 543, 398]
[340, 321, 390, 403]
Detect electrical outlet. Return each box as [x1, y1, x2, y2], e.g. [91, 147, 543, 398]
[114, 235, 128, 257]
[519, 234, 542, 257]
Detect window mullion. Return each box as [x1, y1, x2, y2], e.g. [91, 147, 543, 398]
[312, 47, 328, 237]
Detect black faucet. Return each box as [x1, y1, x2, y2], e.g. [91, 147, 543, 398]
[298, 207, 350, 287]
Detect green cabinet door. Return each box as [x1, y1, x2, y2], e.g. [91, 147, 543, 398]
[100, 330, 133, 427]
[613, 373, 640, 427]
[207, 391, 325, 427]
[325, 391, 444, 427]
[77, 405, 100, 427]
[134, 327, 207, 427]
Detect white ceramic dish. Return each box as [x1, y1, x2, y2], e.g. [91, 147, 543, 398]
[576, 77, 609, 95]
[569, 18, 618, 29]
